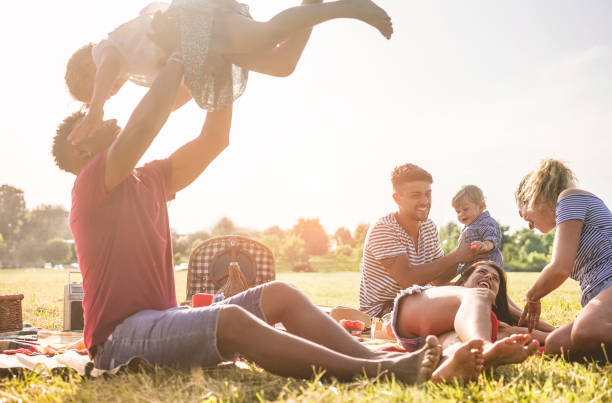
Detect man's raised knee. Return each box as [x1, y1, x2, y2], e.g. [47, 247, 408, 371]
[217, 305, 253, 340]
[570, 324, 602, 350]
[263, 280, 303, 302]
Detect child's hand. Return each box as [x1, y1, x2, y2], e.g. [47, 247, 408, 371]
[470, 241, 486, 253]
[67, 110, 103, 145]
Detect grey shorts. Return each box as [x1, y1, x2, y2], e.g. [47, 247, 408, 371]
[93, 284, 267, 370]
[390, 285, 433, 352]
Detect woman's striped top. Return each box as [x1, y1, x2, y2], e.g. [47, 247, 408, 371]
[359, 213, 444, 318]
[556, 193, 612, 305]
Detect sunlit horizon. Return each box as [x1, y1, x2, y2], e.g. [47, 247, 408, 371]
[1, 0, 610, 236]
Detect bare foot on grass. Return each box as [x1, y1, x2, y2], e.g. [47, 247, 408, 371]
[431, 339, 484, 383]
[385, 335, 442, 384]
[346, 0, 393, 39]
[484, 335, 539, 368]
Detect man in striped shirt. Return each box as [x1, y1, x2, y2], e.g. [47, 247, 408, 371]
[359, 164, 488, 318]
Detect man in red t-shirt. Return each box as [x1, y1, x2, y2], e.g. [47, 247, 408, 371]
[50, 45, 454, 383]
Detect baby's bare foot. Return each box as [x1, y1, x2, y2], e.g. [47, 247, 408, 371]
[431, 339, 484, 383]
[346, 0, 393, 39]
[384, 335, 441, 384]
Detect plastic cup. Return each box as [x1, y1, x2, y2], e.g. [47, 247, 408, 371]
[192, 293, 214, 307]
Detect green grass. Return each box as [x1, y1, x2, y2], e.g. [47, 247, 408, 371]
[1, 269, 610, 402]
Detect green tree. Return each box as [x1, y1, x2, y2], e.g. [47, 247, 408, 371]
[335, 244, 354, 258]
[42, 238, 72, 265]
[439, 222, 461, 254]
[353, 223, 370, 246]
[25, 205, 72, 242]
[293, 218, 328, 256]
[13, 204, 73, 267]
[263, 225, 286, 241]
[260, 234, 282, 257]
[280, 232, 308, 265]
[211, 217, 236, 236]
[334, 227, 355, 247]
[0, 185, 26, 267]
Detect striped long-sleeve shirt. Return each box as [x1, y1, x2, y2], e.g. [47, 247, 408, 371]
[359, 213, 444, 318]
[556, 193, 612, 306]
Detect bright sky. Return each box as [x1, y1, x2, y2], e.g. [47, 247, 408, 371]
[1, 1, 610, 235]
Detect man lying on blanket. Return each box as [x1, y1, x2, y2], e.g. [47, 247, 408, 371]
[49, 29, 495, 383]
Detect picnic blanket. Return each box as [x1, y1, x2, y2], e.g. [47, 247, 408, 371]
[0, 325, 111, 378]
[0, 322, 404, 378]
[0, 326, 243, 378]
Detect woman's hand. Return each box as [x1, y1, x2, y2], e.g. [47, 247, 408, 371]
[519, 297, 541, 333]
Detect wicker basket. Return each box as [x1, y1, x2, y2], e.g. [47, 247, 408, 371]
[0, 294, 24, 332]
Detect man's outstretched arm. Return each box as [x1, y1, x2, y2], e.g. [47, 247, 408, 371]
[168, 105, 233, 194]
[105, 57, 183, 191]
[383, 234, 490, 288]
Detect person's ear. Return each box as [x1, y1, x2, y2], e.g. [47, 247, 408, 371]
[392, 192, 400, 204]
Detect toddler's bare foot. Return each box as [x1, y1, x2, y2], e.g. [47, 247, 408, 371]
[345, 0, 393, 39]
[431, 339, 484, 383]
[483, 335, 539, 368]
[384, 335, 441, 384]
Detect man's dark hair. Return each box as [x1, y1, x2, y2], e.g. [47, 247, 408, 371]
[391, 163, 433, 191]
[52, 111, 85, 174]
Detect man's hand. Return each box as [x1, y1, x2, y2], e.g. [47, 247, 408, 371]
[455, 232, 491, 263]
[67, 109, 104, 145]
[148, 11, 180, 57]
[519, 298, 541, 333]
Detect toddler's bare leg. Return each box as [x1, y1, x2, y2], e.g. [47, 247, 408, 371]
[221, 0, 392, 57]
[171, 84, 193, 110]
[225, 0, 322, 77]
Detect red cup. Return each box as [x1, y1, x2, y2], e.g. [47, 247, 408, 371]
[192, 293, 214, 307]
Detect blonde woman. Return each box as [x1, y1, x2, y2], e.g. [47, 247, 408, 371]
[515, 159, 612, 359]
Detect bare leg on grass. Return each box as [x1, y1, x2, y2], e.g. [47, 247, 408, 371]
[215, 303, 441, 383]
[261, 281, 406, 359]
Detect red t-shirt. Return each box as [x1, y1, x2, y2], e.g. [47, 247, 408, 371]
[70, 151, 178, 351]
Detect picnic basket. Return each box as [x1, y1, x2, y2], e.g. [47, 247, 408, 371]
[0, 294, 24, 332]
[185, 235, 275, 302]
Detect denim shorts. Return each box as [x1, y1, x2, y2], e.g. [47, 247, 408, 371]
[93, 284, 267, 370]
[389, 285, 433, 352]
[582, 274, 612, 306]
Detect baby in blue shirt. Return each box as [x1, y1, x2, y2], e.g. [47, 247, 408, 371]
[452, 185, 504, 274]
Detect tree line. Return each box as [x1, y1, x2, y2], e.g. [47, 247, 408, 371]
[1, 184, 554, 271]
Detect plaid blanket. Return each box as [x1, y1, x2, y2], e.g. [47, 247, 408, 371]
[0, 324, 39, 355]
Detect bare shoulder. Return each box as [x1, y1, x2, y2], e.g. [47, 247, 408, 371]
[558, 188, 594, 201]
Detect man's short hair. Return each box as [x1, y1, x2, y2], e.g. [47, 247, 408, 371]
[52, 111, 85, 174]
[391, 164, 433, 192]
[452, 185, 486, 208]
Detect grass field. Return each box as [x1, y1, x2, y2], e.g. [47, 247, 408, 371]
[0, 269, 610, 402]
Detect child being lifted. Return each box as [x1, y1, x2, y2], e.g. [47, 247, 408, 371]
[65, 0, 393, 144]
